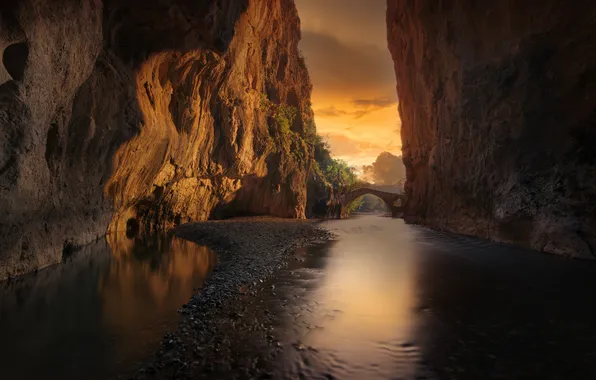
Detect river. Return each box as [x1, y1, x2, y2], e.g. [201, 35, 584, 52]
[194, 215, 596, 379]
[0, 233, 217, 380]
[2, 215, 596, 379]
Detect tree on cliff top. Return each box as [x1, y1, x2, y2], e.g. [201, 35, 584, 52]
[369, 151, 405, 186]
[311, 134, 358, 192]
[360, 164, 375, 183]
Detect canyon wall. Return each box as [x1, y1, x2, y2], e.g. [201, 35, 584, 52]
[0, 0, 314, 280]
[387, 0, 596, 256]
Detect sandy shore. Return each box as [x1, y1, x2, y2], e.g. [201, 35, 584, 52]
[133, 217, 332, 379]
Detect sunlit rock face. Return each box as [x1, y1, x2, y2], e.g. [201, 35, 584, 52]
[0, 0, 313, 279]
[387, 1, 596, 257]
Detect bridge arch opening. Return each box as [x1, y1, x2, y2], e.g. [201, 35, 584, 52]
[345, 193, 391, 217]
[336, 185, 405, 219]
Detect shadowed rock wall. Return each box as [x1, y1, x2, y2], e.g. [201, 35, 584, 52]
[0, 0, 314, 279]
[387, 0, 596, 257]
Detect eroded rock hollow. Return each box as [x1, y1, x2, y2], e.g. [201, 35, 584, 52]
[388, 0, 596, 257]
[0, 0, 314, 280]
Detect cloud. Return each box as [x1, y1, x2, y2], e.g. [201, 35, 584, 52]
[315, 130, 401, 167]
[315, 106, 349, 118]
[295, 0, 388, 50]
[294, 0, 402, 166]
[352, 98, 396, 109]
[300, 31, 396, 96]
[350, 97, 397, 118]
[315, 98, 397, 119]
[324, 133, 381, 157]
[323, 132, 398, 157]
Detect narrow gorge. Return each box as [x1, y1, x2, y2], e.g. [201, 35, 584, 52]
[2, 1, 596, 379]
[2, 0, 596, 280]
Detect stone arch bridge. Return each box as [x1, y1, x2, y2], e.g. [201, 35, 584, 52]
[331, 185, 407, 218]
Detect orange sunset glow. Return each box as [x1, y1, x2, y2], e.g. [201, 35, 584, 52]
[295, 0, 401, 167]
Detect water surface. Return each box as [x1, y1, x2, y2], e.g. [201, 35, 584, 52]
[215, 215, 596, 379]
[0, 233, 216, 380]
[4, 216, 596, 379]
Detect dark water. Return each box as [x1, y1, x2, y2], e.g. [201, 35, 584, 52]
[0, 233, 216, 380]
[4, 216, 596, 380]
[212, 215, 596, 379]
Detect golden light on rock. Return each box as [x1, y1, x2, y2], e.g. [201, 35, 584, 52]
[100, 234, 216, 358]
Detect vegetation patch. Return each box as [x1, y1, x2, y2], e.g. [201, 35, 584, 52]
[258, 93, 307, 166]
[257, 93, 365, 202]
[311, 134, 359, 200]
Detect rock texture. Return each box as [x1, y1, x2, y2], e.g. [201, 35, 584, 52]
[0, 0, 314, 280]
[387, 0, 596, 257]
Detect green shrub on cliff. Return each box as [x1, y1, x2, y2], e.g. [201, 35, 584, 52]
[297, 51, 307, 70]
[311, 133, 357, 193]
[258, 93, 309, 168]
[324, 158, 358, 192]
[259, 93, 298, 135]
[256, 93, 358, 192]
[259, 92, 272, 112]
[275, 104, 298, 135]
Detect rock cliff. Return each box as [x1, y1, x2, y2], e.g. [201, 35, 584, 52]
[387, 0, 596, 256]
[0, 0, 314, 280]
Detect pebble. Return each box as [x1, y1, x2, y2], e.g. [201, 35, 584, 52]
[133, 217, 332, 379]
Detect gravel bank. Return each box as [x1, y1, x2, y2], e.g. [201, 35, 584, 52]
[133, 217, 333, 379]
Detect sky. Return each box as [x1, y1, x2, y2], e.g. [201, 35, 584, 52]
[294, 0, 401, 167]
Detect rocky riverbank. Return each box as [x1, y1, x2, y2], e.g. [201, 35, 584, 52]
[133, 217, 333, 379]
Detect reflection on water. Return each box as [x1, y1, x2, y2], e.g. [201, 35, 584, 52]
[5, 216, 596, 379]
[412, 228, 596, 379]
[0, 233, 216, 380]
[299, 225, 420, 378]
[219, 215, 596, 380]
[265, 216, 424, 379]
